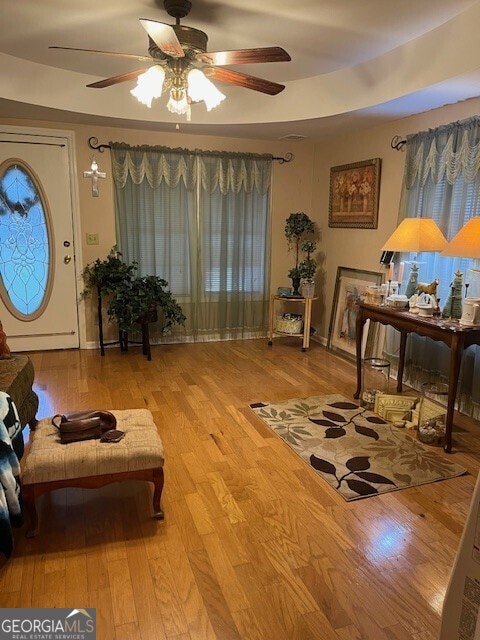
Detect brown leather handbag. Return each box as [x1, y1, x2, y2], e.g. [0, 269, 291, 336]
[52, 410, 117, 444]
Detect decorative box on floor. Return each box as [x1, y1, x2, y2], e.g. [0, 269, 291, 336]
[21, 408, 164, 536]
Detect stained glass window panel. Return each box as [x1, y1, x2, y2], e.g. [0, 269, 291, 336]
[0, 163, 50, 316]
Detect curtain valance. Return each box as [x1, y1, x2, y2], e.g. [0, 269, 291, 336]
[404, 115, 480, 188]
[109, 141, 272, 194]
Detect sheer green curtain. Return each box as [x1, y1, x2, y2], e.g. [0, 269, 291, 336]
[110, 142, 272, 342]
[386, 116, 480, 418]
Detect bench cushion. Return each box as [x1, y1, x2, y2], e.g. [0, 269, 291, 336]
[22, 408, 164, 485]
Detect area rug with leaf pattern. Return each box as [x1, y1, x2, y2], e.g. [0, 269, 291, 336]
[250, 394, 467, 501]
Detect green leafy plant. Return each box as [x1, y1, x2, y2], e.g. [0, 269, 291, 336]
[107, 275, 186, 333]
[284, 213, 317, 281]
[82, 248, 185, 334]
[287, 266, 302, 279]
[298, 240, 318, 283]
[81, 246, 137, 297]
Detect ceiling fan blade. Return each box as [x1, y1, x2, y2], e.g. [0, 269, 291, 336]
[87, 68, 149, 89]
[49, 46, 151, 63]
[197, 47, 291, 66]
[207, 68, 285, 95]
[139, 18, 184, 58]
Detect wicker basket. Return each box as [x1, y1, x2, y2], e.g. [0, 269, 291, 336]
[275, 314, 303, 334]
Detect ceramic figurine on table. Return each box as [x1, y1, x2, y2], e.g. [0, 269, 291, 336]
[442, 270, 464, 319]
[416, 293, 436, 317]
[409, 293, 419, 314]
[405, 263, 419, 298]
[416, 279, 439, 298]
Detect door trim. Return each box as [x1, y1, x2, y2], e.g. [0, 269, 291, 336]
[0, 125, 86, 349]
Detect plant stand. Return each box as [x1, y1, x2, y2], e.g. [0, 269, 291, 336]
[119, 323, 152, 361]
[267, 294, 317, 351]
[97, 287, 122, 356]
[97, 288, 152, 360]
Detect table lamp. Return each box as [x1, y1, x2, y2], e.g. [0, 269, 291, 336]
[382, 218, 448, 297]
[441, 218, 480, 267]
[441, 218, 480, 320]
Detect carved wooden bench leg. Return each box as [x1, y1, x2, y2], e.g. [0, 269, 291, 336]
[152, 467, 165, 520]
[22, 485, 39, 538]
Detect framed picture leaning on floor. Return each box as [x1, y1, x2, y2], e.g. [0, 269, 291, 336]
[328, 266, 384, 360]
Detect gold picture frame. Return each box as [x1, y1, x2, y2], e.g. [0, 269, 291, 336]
[329, 158, 381, 229]
[374, 393, 420, 427]
[327, 266, 384, 360]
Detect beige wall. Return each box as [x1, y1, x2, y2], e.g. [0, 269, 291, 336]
[0, 116, 315, 343]
[310, 96, 480, 341]
[1, 95, 480, 346]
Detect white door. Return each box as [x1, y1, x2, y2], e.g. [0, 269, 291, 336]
[0, 129, 80, 351]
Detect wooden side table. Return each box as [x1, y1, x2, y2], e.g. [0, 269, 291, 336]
[354, 301, 480, 453]
[267, 294, 317, 351]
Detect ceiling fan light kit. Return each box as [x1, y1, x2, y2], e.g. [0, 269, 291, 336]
[130, 66, 165, 108]
[50, 0, 290, 121]
[130, 61, 225, 120]
[187, 69, 225, 111]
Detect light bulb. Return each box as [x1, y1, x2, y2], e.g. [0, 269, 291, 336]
[130, 66, 165, 108]
[187, 69, 225, 111]
[167, 90, 189, 115]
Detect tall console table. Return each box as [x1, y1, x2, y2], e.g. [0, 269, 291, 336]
[354, 302, 480, 453]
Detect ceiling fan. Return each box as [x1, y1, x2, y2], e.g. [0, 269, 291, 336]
[50, 0, 291, 119]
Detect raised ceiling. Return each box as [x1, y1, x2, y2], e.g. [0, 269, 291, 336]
[2, 0, 480, 140]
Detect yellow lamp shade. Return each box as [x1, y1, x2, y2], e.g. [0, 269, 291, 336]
[441, 218, 480, 258]
[382, 218, 448, 253]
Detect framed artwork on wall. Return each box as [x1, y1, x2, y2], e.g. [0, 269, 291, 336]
[328, 266, 384, 360]
[328, 158, 381, 229]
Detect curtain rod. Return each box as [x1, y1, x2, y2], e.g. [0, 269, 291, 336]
[87, 137, 293, 163]
[391, 135, 406, 151]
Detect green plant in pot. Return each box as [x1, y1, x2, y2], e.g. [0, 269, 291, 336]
[284, 212, 315, 296]
[298, 240, 317, 297]
[287, 265, 303, 298]
[107, 275, 186, 334]
[81, 246, 138, 298]
[82, 247, 186, 340]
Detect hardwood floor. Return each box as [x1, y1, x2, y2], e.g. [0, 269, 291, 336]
[1, 338, 479, 639]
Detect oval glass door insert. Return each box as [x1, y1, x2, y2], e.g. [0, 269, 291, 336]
[0, 160, 52, 318]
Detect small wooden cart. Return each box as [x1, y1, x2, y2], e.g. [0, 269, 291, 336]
[267, 294, 317, 351]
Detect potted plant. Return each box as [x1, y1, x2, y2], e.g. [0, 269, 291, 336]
[82, 248, 186, 347]
[284, 212, 315, 296]
[298, 240, 317, 297]
[107, 274, 186, 334]
[81, 246, 138, 298]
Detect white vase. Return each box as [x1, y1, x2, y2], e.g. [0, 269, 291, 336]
[301, 281, 315, 298]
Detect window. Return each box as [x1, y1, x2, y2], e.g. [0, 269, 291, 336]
[0, 162, 50, 317]
[111, 144, 272, 340]
[404, 177, 476, 305]
[391, 116, 480, 420]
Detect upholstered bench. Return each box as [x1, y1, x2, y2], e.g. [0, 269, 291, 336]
[22, 408, 164, 537]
